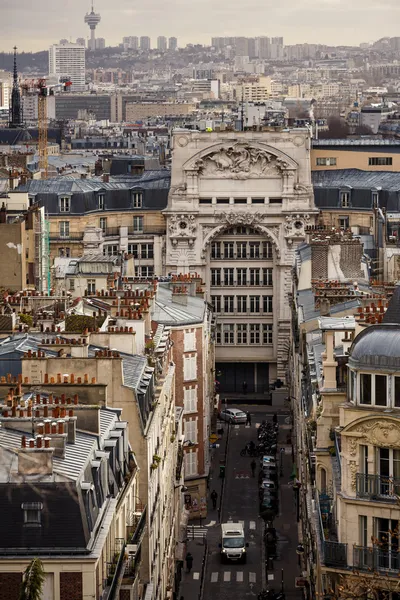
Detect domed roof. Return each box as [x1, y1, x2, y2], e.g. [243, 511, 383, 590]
[349, 324, 400, 369]
[349, 286, 400, 370]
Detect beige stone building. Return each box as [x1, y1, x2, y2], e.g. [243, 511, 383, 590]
[125, 103, 195, 122]
[165, 129, 317, 392]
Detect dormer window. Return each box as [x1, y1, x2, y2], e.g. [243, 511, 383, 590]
[132, 192, 143, 208]
[22, 502, 43, 527]
[98, 194, 105, 210]
[359, 373, 388, 407]
[340, 191, 350, 208]
[59, 197, 70, 212]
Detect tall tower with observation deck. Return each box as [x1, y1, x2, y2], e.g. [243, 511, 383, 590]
[84, 2, 101, 51]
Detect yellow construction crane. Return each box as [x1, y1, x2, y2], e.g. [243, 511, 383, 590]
[21, 78, 71, 178]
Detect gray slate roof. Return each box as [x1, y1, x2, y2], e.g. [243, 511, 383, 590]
[312, 169, 400, 191]
[152, 283, 207, 326]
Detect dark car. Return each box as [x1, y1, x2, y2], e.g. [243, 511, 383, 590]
[259, 479, 278, 498]
[259, 492, 279, 515]
[259, 465, 278, 482]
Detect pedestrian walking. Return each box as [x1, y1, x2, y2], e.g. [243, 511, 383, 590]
[250, 459, 257, 477]
[185, 552, 193, 573]
[243, 381, 247, 395]
[246, 411, 252, 426]
[210, 489, 218, 510]
[273, 413, 278, 425]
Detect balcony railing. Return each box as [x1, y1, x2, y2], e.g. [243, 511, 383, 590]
[316, 493, 348, 568]
[354, 545, 400, 575]
[49, 233, 84, 242]
[356, 473, 400, 501]
[104, 538, 126, 600]
[323, 541, 348, 568]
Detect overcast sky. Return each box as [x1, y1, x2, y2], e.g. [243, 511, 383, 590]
[1, 0, 400, 52]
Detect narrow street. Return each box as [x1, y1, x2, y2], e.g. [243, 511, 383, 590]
[201, 404, 303, 600]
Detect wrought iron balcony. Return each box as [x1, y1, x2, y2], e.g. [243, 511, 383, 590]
[354, 545, 400, 575]
[323, 541, 348, 568]
[356, 473, 400, 501]
[104, 538, 126, 600]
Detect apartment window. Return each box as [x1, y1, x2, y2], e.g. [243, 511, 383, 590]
[395, 377, 400, 407]
[211, 296, 221, 313]
[199, 198, 212, 204]
[224, 242, 234, 259]
[224, 268, 234, 286]
[250, 324, 260, 344]
[263, 324, 273, 345]
[369, 157, 393, 166]
[184, 355, 197, 381]
[360, 373, 372, 405]
[69, 279, 75, 291]
[237, 324, 248, 344]
[216, 198, 229, 204]
[59, 221, 70, 238]
[249, 268, 260, 286]
[133, 216, 144, 233]
[59, 197, 70, 212]
[183, 387, 197, 414]
[223, 324, 235, 345]
[211, 268, 221, 286]
[184, 330, 196, 352]
[135, 265, 153, 277]
[251, 198, 265, 204]
[375, 375, 387, 406]
[263, 295, 273, 313]
[87, 279, 96, 295]
[360, 445, 368, 476]
[128, 243, 139, 258]
[339, 216, 349, 230]
[141, 243, 154, 259]
[249, 242, 260, 259]
[184, 418, 198, 444]
[372, 191, 379, 207]
[262, 242, 273, 259]
[269, 198, 282, 205]
[99, 217, 107, 232]
[224, 296, 234, 313]
[237, 268, 247, 286]
[340, 191, 350, 207]
[237, 296, 247, 313]
[237, 242, 247, 259]
[236, 226, 247, 234]
[184, 450, 198, 477]
[215, 324, 222, 345]
[263, 268, 273, 286]
[316, 157, 337, 166]
[104, 244, 118, 256]
[234, 198, 247, 204]
[98, 194, 105, 210]
[132, 192, 143, 207]
[211, 242, 221, 259]
[249, 296, 260, 313]
[58, 247, 70, 258]
[359, 516, 368, 547]
[22, 502, 43, 527]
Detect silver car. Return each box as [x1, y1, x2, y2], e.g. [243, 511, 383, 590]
[219, 408, 247, 424]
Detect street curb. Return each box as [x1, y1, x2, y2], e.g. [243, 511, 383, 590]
[199, 538, 209, 600]
[219, 422, 231, 523]
[261, 518, 266, 590]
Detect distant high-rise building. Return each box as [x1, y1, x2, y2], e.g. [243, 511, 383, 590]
[60, 39, 69, 45]
[49, 42, 86, 92]
[0, 70, 11, 111]
[157, 36, 167, 52]
[255, 37, 270, 59]
[271, 37, 283, 46]
[76, 37, 86, 47]
[84, 2, 101, 51]
[123, 36, 139, 50]
[235, 37, 249, 57]
[168, 37, 178, 51]
[96, 38, 105, 49]
[140, 36, 151, 51]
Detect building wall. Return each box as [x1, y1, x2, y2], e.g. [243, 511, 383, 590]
[125, 103, 195, 121]
[0, 221, 26, 291]
[165, 129, 317, 384]
[312, 148, 400, 171]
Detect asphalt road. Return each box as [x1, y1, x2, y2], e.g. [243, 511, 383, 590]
[202, 405, 303, 600]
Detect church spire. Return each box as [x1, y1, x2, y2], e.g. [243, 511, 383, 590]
[9, 46, 23, 129]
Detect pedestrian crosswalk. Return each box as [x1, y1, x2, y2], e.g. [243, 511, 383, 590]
[186, 525, 208, 539]
[208, 571, 257, 583]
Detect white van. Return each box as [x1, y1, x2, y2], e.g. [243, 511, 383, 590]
[220, 522, 248, 563]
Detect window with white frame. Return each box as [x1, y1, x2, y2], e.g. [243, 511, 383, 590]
[249, 242, 260, 259]
[133, 216, 144, 232]
[263, 324, 273, 345]
[224, 296, 234, 313]
[395, 377, 400, 407]
[215, 324, 222, 345]
[87, 279, 96, 294]
[98, 194, 105, 210]
[22, 502, 43, 527]
[184, 355, 197, 381]
[237, 324, 247, 344]
[104, 244, 119, 256]
[249, 268, 260, 286]
[223, 324, 235, 344]
[184, 330, 196, 352]
[237, 242, 247, 259]
[316, 157, 337, 166]
[132, 192, 143, 208]
[184, 450, 198, 477]
[249, 296, 260, 313]
[184, 418, 198, 444]
[99, 217, 107, 232]
[69, 279, 75, 291]
[339, 216, 349, 230]
[263, 295, 273, 313]
[183, 387, 197, 413]
[128, 243, 139, 258]
[59, 221, 70, 238]
[359, 373, 388, 407]
[237, 268, 247, 286]
[211, 296, 221, 313]
[211, 268, 221, 286]
[262, 242, 273, 259]
[141, 243, 154, 259]
[224, 242, 234, 259]
[263, 268, 273, 286]
[340, 191, 350, 207]
[59, 197, 70, 212]
[224, 268, 234, 286]
[250, 324, 260, 344]
[211, 242, 221, 259]
[135, 265, 154, 278]
[237, 296, 247, 313]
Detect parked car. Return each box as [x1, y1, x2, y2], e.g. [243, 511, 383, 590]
[259, 491, 279, 514]
[219, 408, 247, 424]
[259, 465, 278, 482]
[259, 479, 278, 499]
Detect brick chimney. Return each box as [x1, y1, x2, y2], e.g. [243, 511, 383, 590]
[18, 436, 54, 476]
[172, 285, 188, 306]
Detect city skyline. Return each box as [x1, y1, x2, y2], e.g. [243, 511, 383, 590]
[1, 0, 400, 52]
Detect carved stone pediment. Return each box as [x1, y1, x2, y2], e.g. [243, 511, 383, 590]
[354, 420, 400, 448]
[191, 143, 293, 180]
[215, 211, 266, 227]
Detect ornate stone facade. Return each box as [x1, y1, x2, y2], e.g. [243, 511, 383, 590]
[164, 130, 317, 385]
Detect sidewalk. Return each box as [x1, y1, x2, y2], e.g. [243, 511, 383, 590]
[178, 424, 227, 600]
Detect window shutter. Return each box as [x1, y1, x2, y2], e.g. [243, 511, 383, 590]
[184, 450, 198, 477]
[184, 387, 197, 413]
[184, 330, 196, 352]
[184, 356, 197, 381]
